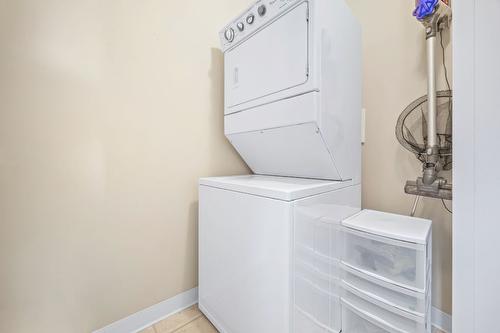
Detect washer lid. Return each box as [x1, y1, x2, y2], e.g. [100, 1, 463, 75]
[199, 175, 353, 201]
[342, 210, 432, 244]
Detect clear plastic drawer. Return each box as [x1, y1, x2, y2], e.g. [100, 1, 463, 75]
[295, 244, 342, 280]
[294, 302, 341, 333]
[296, 257, 341, 297]
[342, 228, 429, 292]
[342, 304, 390, 333]
[341, 289, 429, 333]
[295, 214, 343, 262]
[295, 263, 341, 331]
[341, 264, 428, 316]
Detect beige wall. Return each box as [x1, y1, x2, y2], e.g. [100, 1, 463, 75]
[0, 1, 452, 332]
[0, 0, 250, 332]
[345, 0, 453, 314]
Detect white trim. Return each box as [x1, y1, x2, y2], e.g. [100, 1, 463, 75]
[432, 306, 452, 333]
[91, 286, 450, 333]
[198, 303, 226, 333]
[453, 0, 476, 332]
[92, 287, 198, 333]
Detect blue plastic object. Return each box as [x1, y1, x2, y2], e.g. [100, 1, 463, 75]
[413, 0, 439, 20]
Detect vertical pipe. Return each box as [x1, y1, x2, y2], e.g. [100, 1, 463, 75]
[411, 195, 421, 216]
[426, 34, 438, 149]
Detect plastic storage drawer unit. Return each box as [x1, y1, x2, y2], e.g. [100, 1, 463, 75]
[294, 205, 347, 332]
[341, 210, 432, 293]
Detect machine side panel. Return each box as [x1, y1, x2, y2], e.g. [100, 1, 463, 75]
[199, 185, 292, 333]
[316, 0, 362, 183]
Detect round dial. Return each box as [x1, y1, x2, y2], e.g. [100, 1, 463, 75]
[224, 28, 235, 42]
[246, 14, 255, 24]
[237, 22, 244, 31]
[258, 5, 266, 16]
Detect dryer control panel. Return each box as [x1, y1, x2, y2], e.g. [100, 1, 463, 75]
[219, 0, 303, 51]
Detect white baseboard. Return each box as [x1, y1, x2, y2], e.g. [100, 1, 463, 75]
[92, 287, 198, 333]
[432, 306, 452, 333]
[92, 287, 451, 333]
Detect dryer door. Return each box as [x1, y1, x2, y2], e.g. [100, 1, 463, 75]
[224, 2, 309, 113]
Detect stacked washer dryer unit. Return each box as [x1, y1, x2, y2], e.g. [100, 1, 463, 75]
[200, 0, 361, 332]
[198, 0, 431, 333]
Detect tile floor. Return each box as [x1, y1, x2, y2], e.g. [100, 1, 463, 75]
[139, 305, 217, 333]
[139, 304, 445, 333]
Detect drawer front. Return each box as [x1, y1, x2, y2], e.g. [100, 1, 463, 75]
[296, 258, 341, 297]
[342, 228, 428, 292]
[295, 269, 341, 331]
[341, 290, 429, 333]
[342, 304, 390, 333]
[295, 214, 343, 262]
[341, 264, 428, 316]
[294, 303, 341, 333]
[296, 244, 342, 280]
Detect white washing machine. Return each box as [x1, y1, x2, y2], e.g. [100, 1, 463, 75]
[199, 175, 361, 333]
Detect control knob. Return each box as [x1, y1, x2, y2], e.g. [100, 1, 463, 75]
[224, 28, 235, 42]
[258, 5, 267, 16]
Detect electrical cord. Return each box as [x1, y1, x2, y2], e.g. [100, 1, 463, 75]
[440, 29, 453, 119]
[439, 29, 452, 91]
[442, 199, 452, 214]
[440, 29, 453, 215]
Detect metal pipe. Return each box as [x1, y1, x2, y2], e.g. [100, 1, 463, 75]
[410, 195, 421, 217]
[426, 32, 438, 150]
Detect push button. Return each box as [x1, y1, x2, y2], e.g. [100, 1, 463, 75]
[246, 14, 255, 24]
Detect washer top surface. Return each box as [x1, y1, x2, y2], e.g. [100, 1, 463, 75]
[199, 175, 352, 201]
[342, 210, 432, 244]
